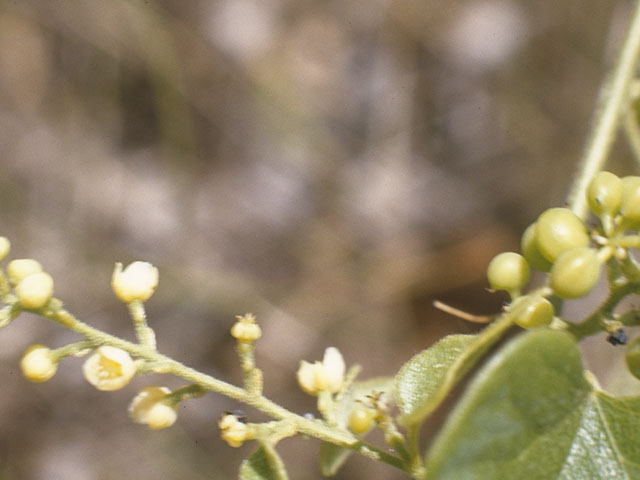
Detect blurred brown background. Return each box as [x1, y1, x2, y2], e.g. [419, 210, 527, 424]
[0, 0, 638, 479]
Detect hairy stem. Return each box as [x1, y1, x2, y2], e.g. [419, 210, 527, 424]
[34, 301, 411, 473]
[568, 1, 640, 219]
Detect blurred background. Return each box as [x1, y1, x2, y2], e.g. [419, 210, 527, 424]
[0, 0, 639, 478]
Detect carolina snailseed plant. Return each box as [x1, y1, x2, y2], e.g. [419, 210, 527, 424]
[5, 4, 640, 480]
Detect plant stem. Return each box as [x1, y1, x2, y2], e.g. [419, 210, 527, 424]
[36, 301, 410, 473]
[623, 107, 640, 164]
[128, 300, 156, 349]
[568, 1, 640, 219]
[566, 281, 640, 339]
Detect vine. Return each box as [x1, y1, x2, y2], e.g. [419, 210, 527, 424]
[4, 2, 640, 479]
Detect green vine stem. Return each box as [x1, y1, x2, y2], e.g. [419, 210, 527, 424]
[29, 300, 412, 475]
[568, 0, 640, 219]
[566, 281, 640, 339]
[623, 104, 640, 164]
[128, 300, 156, 349]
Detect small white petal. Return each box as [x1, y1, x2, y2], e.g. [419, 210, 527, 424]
[322, 347, 345, 393]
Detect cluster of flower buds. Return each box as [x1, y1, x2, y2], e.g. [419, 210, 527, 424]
[7, 259, 54, 309]
[0, 251, 180, 430]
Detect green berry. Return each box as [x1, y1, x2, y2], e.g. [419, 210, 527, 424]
[486, 252, 530, 294]
[511, 296, 554, 329]
[535, 208, 589, 262]
[620, 176, 640, 225]
[349, 405, 375, 434]
[549, 247, 601, 299]
[521, 223, 552, 272]
[625, 336, 640, 380]
[587, 171, 622, 217]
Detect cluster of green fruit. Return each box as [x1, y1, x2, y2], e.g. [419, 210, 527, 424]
[486, 171, 640, 330]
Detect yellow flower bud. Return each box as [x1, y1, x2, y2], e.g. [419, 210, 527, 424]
[7, 259, 42, 286]
[20, 345, 58, 382]
[82, 346, 136, 391]
[15, 272, 54, 309]
[0, 237, 10, 262]
[129, 386, 177, 430]
[111, 261, 159, 303]
[219, 414, 250, 447]
[230, 313, 262, 343]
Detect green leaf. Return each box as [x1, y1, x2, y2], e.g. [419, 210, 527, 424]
[239, 443, 289, 480]
[424, 329, 640, 480]
[395, 313, 513, 427]
[320, 442, 352, 477]
[320, 377, 394, 476]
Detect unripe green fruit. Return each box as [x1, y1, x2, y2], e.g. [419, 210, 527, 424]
[511, 296, 554, 329]
[349, 405, 375, 434]
[535, 208, 589, 262]
[587, 171, 622, 217]
[620, 176, 640, 225]
[486, 252, 530, 293]
[625, 336, 640, 380]
[549, 247, 601, 299]
[521, 223, 552, 272]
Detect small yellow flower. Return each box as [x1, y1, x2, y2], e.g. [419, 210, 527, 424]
[230, 313, 262, 343]
[219, 413, 251, 447]
[296, 347, 345, 396]
[7, 259, 42, 286]
[129, 386, 177, 430]
[82, 346, 136, 391]
[297, 361, 329, 395]
[15, 272, 54, 309]
[20, 345, 58, 383]
[111, 261, 159, 303]
[0, 237, 10, 262]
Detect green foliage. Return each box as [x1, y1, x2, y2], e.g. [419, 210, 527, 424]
[4, 3, 640, 477]
[395, 334, 477, 427]
[423, 330, 640, 479]
[395, 314, 513, 428]
[320, 443, 352, 477]
[239, 443, 289, 480]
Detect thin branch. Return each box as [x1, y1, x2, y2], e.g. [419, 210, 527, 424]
[568, 1, 640, 219]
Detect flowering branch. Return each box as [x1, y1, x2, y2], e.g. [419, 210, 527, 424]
[0, 239, 414, 477]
